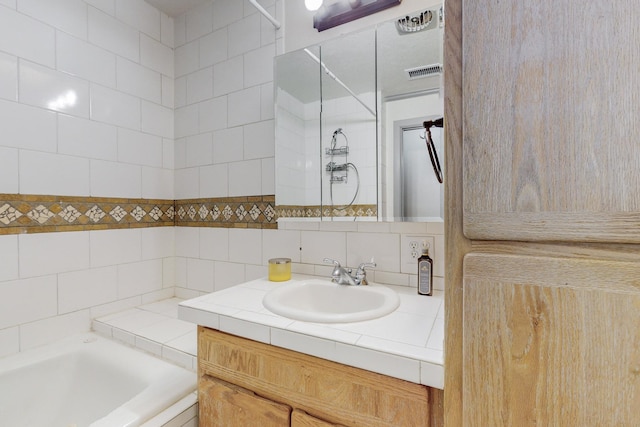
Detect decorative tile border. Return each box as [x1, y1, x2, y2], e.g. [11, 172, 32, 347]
[275, 204, 378, 219]
[175, 196, 277, 229]
[0, 194, 278, 235]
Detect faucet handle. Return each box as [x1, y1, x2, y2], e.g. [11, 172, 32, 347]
[323, 258, 341, 267]
[355, 260, 376, 285]
[357, 261, 377, 271]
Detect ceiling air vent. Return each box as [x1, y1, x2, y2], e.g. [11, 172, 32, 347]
[405, 64, 443, 80]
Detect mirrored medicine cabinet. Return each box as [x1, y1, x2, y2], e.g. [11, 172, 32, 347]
[275, 4, 444, 222]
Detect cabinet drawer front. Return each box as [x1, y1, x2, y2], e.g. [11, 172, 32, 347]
[198, 327, 431, 427]
[463, 253, 640, 426]
[292, 409, 346, 427]
[199, 375, 291, 427]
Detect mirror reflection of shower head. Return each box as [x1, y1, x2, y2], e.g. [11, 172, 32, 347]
[331, 128, 343, 148]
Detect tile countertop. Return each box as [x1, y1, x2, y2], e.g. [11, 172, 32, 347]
[178, 275, 444, 390]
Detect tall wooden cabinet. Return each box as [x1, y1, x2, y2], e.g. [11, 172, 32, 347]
[445, 0, 640, 425]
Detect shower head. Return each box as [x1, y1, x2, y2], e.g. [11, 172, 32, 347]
[333, 128, 343, 136]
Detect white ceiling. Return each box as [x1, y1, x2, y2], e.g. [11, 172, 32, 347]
[144, 0, 208, 17]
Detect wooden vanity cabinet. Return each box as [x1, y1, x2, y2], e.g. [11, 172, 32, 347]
[197, 326, 443, 427]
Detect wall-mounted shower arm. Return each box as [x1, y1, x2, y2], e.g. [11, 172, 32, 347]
[304, 49, 376, 118]
[248, 0, 281, 29]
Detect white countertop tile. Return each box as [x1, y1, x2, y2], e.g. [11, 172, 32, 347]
[178, 275, 444, 389]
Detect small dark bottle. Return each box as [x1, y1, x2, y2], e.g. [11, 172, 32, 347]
[417, 244, 433, 296]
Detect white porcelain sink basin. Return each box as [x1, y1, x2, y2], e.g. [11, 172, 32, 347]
[263, 279, 400, 323]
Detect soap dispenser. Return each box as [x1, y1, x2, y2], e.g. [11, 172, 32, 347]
[417, 242, 433, 296]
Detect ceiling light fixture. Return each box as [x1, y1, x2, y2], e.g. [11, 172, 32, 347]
[305, 0, 323, 11]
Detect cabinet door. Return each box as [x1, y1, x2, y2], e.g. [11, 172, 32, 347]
[462, 253, 640, 425]
[199, 375, 291, 427]
[462, 0, 640, 243]
[291, 409, 345, 427]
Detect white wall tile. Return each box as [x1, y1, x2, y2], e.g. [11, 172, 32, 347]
[185, 1, 213, 42]
[300, 231, 347, 265]
[20, 150, 91, 196]
[142, 100, 173, 138]
[160, 12, 174, 48]
[161, 75, 174, 108]
[0, 235, 18, 282]
[0, 98, 57, 152]
[174, 138, 186, 168]
[86, 0, 114, 15]
[118, 259, 163, 299]
[175, 167, 200, 199]
[261, 157, 275, 194]
[186, 258, 214, 292]
[199, 228, 229, 261]
[20, 310, 91, 351]
[200, 28, 227, 67]
[0, 6, 55, 67]
[260, 82, 274, 120]
[214, 261, 245, 291]
[90, 84, 141, 129]
[115, 0, 160, 40]
[175, 104, 199, 138]
[88, 7, 139, 61]
[173, 13, 186, 47]
[90, 228, 141, 268]
[0, 0, 15, 8]
[18, 0, 87, 40]
[346, 232, 400, 272]
[116, 57, 161, 103]
[228, 86, 261, 127]
[213, 126, 243, 163]
[212, 0, 243, 30]
[58, 114, 117, 160]
[187, 67, 214, 105]
[141, 226, 175, 260]
[199, 164, 228, 197]
[185, 133, 213, 167]
[162, 138, 175, 170]
[0, 327, 19, 358]
[228, 229, 262, 264]
[141, 33, 173, 77]
[90, 159, 141, 198]
[19, 231, 90, 277]
[175, 227, 200, 258]
[228, 159, 261, 196]
[244, 43, 275, 87]
[0, 147, 19, 193]
[58, 266, 118, 313]
[227, 13, 260, 57]
[19, 59, 90, 117]
[57, 31, 116, 87]
[0, 51, 17, 101]
[213, 56, 243, 97]
[0, 276, 57, 329]
[198, 96, 228, 132]
[174, 41, 198, 77]
[118, 128, 163, 167]
[162, 257, 175, 287]
[142, 166, 174, 199]
[244, 120, 274, 159]
[262, 229, 300, 263]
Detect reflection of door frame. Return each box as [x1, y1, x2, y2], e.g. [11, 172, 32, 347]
[393, 115, 443, 221]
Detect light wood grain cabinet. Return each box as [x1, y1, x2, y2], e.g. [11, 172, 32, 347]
[197, 326, 443, 427]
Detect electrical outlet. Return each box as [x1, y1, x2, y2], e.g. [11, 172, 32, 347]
[401, 235, 435, 274]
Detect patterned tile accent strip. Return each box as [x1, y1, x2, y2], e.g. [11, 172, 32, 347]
[0, 194, 278, 234]
[174, 196, 277, 229]
[275, 204, 378, 219]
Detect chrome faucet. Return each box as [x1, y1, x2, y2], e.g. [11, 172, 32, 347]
[323, 258, 376, 286]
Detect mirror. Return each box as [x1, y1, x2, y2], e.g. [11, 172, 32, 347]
[275, 5, 443, 222]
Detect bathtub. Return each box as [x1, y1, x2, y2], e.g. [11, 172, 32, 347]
[0, 333, 196, 427]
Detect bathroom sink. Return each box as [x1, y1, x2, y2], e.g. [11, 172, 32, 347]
[263, 279, 400, 323]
